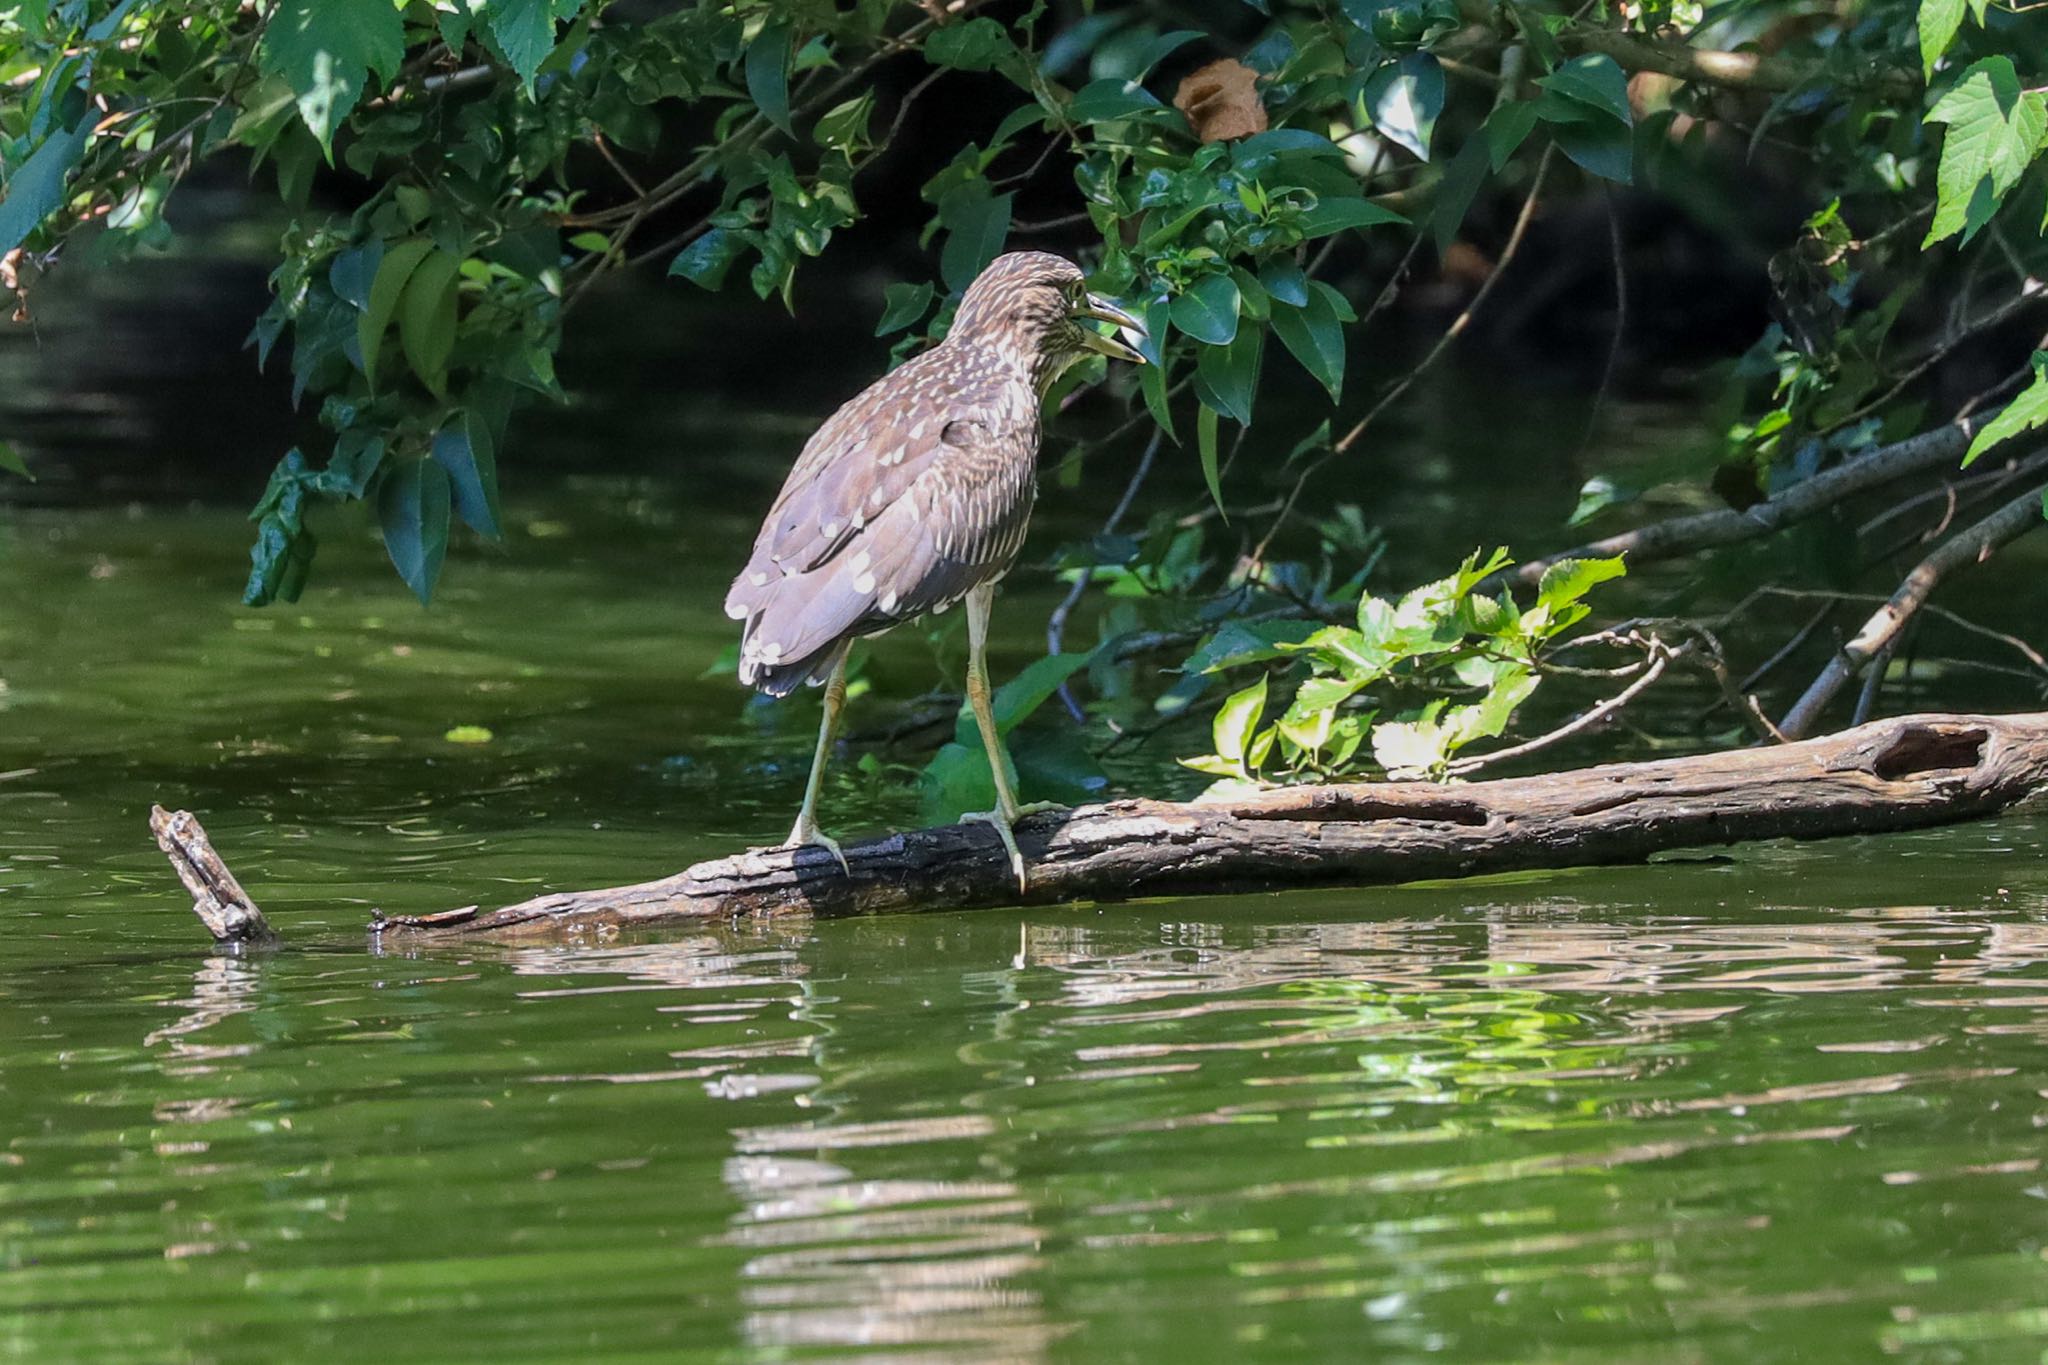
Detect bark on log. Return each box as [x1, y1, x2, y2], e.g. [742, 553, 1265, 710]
[150, 805, 279, 946]
[378, 711, 2048, 940]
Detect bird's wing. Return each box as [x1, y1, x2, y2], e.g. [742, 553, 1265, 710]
[726, 372, 1038, 693]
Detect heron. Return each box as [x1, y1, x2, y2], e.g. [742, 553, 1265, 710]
[724, 251, 1146, 890]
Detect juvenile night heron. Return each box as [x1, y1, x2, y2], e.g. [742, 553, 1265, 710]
[725, 251, 1145, 888]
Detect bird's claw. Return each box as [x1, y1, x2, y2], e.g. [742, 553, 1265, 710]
[783, 824, 852, 877]
[960, 804, 1042, 894]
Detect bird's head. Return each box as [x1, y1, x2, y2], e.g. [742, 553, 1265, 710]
[950, 251, 1147, 381]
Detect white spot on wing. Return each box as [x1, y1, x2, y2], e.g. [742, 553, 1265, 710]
[750, 572, 769, 587]
[853, 572, 876, 595]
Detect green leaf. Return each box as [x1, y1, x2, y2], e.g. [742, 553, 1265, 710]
[1549, 112, 1634, 184]
[1141, 357, 1177, 443]
[1212, 674, 1269, 767]
[1538, 53, 1633, 126]
[1131, 30, 1203, 79]
[398, 250, 461, 395]
[1485, 102, 1540, 170]
[994, 653, 1091, 737]
[669, 229, 743, 289]
[431, 413, 502, 540]
[745, 22, 794, 136]
[1363, 52, 1444, 161]
[1919, 0, 1967, 80]
[1270, 286, 1346, 401]
[259, 0, 404, 153]
[1964, 360, 2048, 465]
[1195, 322, 1263, 426]
[327, 239, 382, 310]
[489, 0, 559, 92]
[378, 458, 453, 605]
[0, 440, 35, 481]
[876, 280, 935, 335]
[1923, 57, 2046, 247]
[925, 17, 1015, 73]
[357, 238, 434, 390]
[1196, 401, 1225, 516]
[0, 118, 92, 257]
[1296, 195, 1407, 238]
[1259, 258, 1310, 307]
[1535, 556, 1626, 613]
[1430, 131, 1490, 250]
[1067, 78, 1169, 125]
[1170, 273, 1241, 346]
[938, 183, 1014, 292]
[814, 90, 875, 154]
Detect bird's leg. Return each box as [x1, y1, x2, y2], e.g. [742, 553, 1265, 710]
[957, 583, 1049, 893]
[783, 650, 851, 876]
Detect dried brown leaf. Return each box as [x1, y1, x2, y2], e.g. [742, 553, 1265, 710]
[1173, 59, 1268, 143]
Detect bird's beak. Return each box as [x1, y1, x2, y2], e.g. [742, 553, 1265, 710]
[1075, 293, 1148, 365]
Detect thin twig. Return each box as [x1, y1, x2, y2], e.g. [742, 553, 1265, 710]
[1447, 638, 1678, 776]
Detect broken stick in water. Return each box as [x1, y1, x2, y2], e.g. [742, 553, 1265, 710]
[149, 805, 279, 947]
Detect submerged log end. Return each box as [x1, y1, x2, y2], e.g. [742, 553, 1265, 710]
[149, 805, 281, 947]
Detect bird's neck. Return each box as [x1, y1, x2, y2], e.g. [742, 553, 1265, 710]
[944, 337, 1075, 401]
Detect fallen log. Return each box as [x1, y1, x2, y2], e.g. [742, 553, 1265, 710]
[379, 711, 2048, 940]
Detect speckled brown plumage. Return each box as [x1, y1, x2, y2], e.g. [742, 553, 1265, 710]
[726, 252, 1128, 696]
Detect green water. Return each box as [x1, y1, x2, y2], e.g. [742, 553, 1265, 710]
[5, 480, 2048, 1362]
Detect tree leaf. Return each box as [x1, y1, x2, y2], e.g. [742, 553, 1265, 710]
[1195, 321, 1262, 425]
[875, 280, 935, 335]
[668, 228, 742, 289]
[938, 182, 1013, 292]
[259, 0, 404, 154]
[0, 440, 35, 481]
[327, 239, 382, 310]
[398, 250, 461, 396]
[1141, 356, 1178, 443]
[1372, 716, 1447, 778]
[924, 17, 1015, 73]
[1537, 53, 1633, 126]
[814, 90, 874, 154]
[1964, 360, 2048, 465]
[488, 0, 559, 92]
[1271, 289, 1345, 401]
[0, 118, 92, 257]
[431, 413, 502, 540]
[1924, 57, 2046, 247]
[1919, 0, 1967, 80]
[1535, 555, 1627, 613]
[745, 22, 794, 136]
[378, 457, 453, 605]
[1429, 131, 1490, 250]
[1259, 257, 1309, 307]
[1548, 110, 1634, 184]
[359, 237, 433, 390]
[1212, 674, 1269, 767]
[1196, 400, 1225, 516]
[1296, 195, 1407, 238]
[1169, 272, 1241, 345]
[1363, 52, 1444, 161]
[1067, 78, 1169, 125]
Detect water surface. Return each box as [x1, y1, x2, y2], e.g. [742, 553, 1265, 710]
[5, 476, 2048, 1363]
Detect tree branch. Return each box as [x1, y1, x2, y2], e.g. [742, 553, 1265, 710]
[1563, 29, 1918, 99]
[1779, 477, 2048, 738]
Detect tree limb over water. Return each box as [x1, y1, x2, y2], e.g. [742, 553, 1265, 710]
[373, 712, 2048, 941]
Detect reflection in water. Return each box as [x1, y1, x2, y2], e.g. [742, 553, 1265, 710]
[7, 877, 2048, 1361]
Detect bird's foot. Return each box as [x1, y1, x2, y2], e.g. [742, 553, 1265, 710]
[960, 806, 1031, 894]
[783, 820, 852, 877]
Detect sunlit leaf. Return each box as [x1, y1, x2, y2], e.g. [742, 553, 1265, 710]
[1964, 355, 2048, 465]
[0, 440, 35, 481]
[1211, 674, 1269, 766]
[259, 0, 403, 153]
[488, 0, 560, 92]
[1918, 0, 1966, 79]
[1363, 52, 1444, 161]
[1538, 53, 1633, 126]
[1923, 57, 2045, 246]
